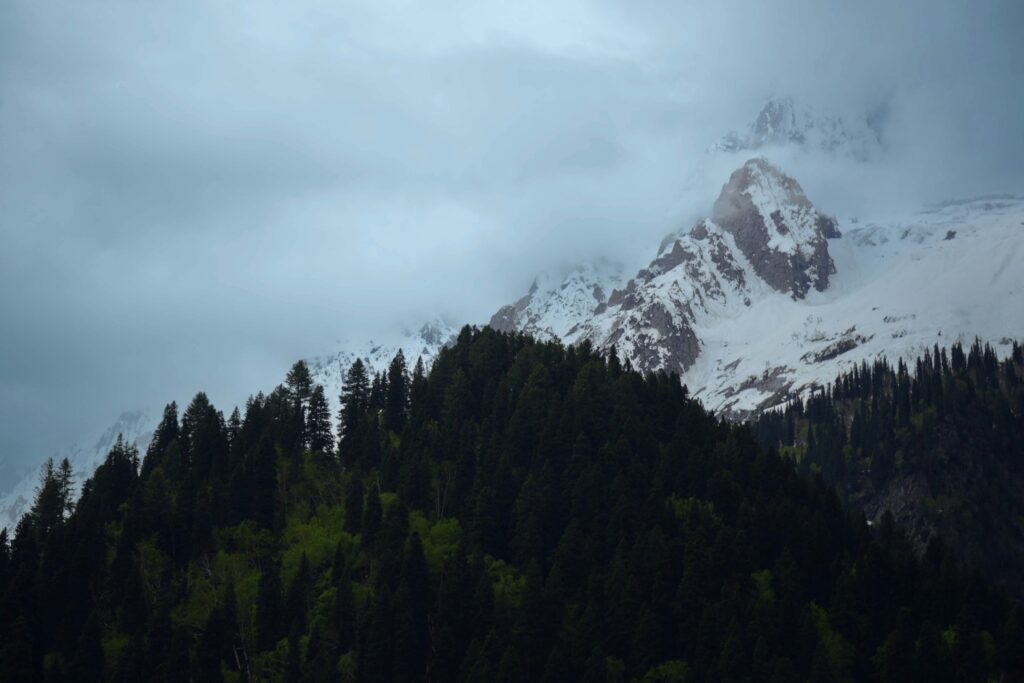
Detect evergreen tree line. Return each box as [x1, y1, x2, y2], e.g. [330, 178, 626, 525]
[1, 328, 1022, 682]
[756, 340, 1024, 600]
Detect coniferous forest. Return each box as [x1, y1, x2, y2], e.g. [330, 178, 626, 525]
[756, 341, 1024, 601]
[2, 328, 1022, 682]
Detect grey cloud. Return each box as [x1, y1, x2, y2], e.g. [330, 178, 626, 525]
[1, 0, 1021, 480]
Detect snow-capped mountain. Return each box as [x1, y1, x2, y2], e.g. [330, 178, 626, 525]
[0, 410, 153, 531]
[489, 260, 626, 341]
[6, 157, 1020, 533]
[307, 318, 459, 405]
[491, 158, 1024, 419]
[710, 96, 883, 161]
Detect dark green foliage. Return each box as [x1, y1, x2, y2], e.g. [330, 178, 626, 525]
[1, 329, 1020, 682]
[142, 402, 180, 478]
[306, 384, 335, 455]
[344, 473, 364, 534]
[386, 349, 409, 432]
[286, 359, 314, 407]
[756, 340, 1024, 598]
[256, 561, 283, 652]
[339, 358, 371, 465]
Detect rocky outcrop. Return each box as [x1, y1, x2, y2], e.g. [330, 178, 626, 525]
[712, 158, 839, 298]
[489, 287, 536, 334]
[488, 158, 843, 378]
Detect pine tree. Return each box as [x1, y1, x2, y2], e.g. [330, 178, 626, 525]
[256, 562, 283, 652]
[30, 458, 64, 538]
[56, 458, 74, 518]
[285, 619, 303, 683]
[344, 475, 364, 534]
[338, 358, 370, 450]
[69, 611, 105, 681]
[180, 392, 228, 478]
[362, 487, 382, 550]
[227, 407, 242, 446]
[306, 384, 334, 454]
[286, 360, 314, 408]
[385, 350, 409, 432]
[285, 553, 313, 632]
[409, 356, 427, 422]
[142, 401, 180, 477]
[333, 563, 356, 654]
[0, 528, 9, 588]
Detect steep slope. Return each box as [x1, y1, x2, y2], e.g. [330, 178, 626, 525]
[687, 193, 1024, 418]
[504, 157, 842, 377]
[0, 410, 153, 531]
[488, 260, 625, 341]
[491, 160, 1024, 418]
[756, 342, 1024, 599]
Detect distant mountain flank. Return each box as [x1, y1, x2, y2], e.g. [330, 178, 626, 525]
[489, 158, 1024, 419]
[7, 154, 1022, 534]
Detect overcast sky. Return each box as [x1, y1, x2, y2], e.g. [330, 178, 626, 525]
[2, 0, 1022, 476]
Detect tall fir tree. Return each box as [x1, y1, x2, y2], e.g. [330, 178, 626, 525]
[286, 360, 314, 408]
[306, 384, 334, 455]
[338, 359, 370, 450]
[385, 350, 409, 432]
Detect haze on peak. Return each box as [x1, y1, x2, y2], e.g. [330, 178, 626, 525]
[1, 0, 1022, 476]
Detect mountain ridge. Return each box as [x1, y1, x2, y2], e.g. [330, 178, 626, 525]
[489, 159, 1024, 419]
[5, 153, 1022, 533]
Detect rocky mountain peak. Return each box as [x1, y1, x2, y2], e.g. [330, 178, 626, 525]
[712, 158, 839, 299]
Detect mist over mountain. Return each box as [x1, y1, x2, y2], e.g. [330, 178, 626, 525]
[3, 3, 1024, 680]
[5, 144, 1023, 530]
[3, 1, 1024, 481]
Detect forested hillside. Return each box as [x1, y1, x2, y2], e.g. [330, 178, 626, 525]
[2, 328, 1022, 682]
[756, 341, 1024, 601]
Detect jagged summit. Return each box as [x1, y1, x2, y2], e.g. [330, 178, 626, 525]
[9, 170, 1022, 537]
[490, 162, 1024, 418]
[492, 159, 840, 378]
[712, 158, 839, 298]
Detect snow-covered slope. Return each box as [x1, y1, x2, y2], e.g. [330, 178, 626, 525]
[688, 193, 1024, 418]
[7, 157, 1020, 532]
[0, 410, 153, 531]
[489, 261, 626, 341]
[307, 318, 459, 406]
[517, 158, 842, 377]
[491, 159, 1024, 419]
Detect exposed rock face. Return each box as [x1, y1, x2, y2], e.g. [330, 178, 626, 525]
[712, 158, 839, 298]
[488, 164, 1024, 422]
[489, 158, 843, 378]
[489, 288, 535, 334]
[588, 221, 751, 375]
